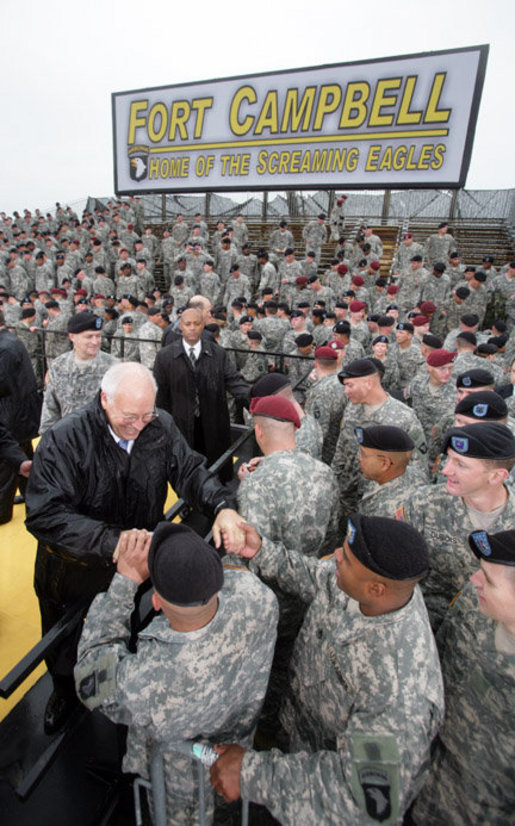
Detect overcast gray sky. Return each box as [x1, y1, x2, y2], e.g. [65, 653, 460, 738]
[1, 0, 513, 215]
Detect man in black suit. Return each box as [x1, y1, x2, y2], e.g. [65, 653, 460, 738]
[154, 307, 250, 481]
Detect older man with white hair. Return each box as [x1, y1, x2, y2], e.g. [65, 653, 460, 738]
[26, 361, 245, 735]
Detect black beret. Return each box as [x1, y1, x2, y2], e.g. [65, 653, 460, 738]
[460, 313, 479, 327]
[372, 335, 389, 345]
[457, 331, 477, 346]
[422, 333, 443, 348]
[251, 372, 290, 397]
[21, 308, 36, 319]
[455, 287, 470, 299]
[295, 333, 314, 347]
[397, 322, 414, 333]
[247, 330, 262, 341]
[230, 264, 240, 273]
[473, 270, 487, 283]
[441, 423, 515, 459]
[68, 311, 103, 333]
[354, 425, 414, 452]
[455, 391, 508, 421]
[489, 335, 508, 348]
[44, 300, 60, 309]
[338, 358, 379, 382]
[333, 320, 350, 334]
[377, 315, 395, 327]
[345, 514, 429, 580]
[456, 369, 494, 389]
[482, 256, 494, 263]
[468, 529, 515, 566]
[433, 262, 446, 273]
[476, 343, 498, 355]
[410, 254, 423, 262]
[148, 522, 223, 606]
[307, 275, 318, 284]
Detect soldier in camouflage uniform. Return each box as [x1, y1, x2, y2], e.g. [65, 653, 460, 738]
[355, 425, 415, 519]
[278, 249, 302, 303]
[137, 309, 163, 369]
[14, 307, 43, 384]
[240, 330, 273, 383]
[42, 300, 71, 365]
[249, 373, 324, 460]
[75, 522, 278, 826]
[257, 251, 279, 296]
[395, 256, 428, 317]
[424, 222, 454, 267]
[332, 359, 427, 520]
[408, 349, 457, 467]
[392, 233, 424, 273]
[304, 345, 347, 464]
[171, 214, 189, 250]
[237, 244, 258, 292]
[238, 395, 340, 732]
[211, 515, 444, 826]
[252, 301, 289, 355]
[39, 312, 117, 434]
[412, 528, 515, 826]
[302, 214, 327, 264]
[403, 423, 515, 631]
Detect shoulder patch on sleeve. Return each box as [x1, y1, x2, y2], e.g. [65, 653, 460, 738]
[349, 733, 400, 823]
[76, 651, 118, 710]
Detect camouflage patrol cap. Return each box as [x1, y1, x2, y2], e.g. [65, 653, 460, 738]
[454, 391, 507, 421]
[68, 311, 103, 333]
[345, 514, 429, 580]
[442, 423, 515, 459]
[468, 529, 515, 566]
[148, 522, 223, 606]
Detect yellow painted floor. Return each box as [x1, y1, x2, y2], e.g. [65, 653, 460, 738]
[0, 481, 179, 723]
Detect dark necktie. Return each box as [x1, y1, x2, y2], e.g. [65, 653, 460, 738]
[189, 348, 200, 416]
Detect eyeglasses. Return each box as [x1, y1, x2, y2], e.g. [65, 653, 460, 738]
[117, 409, 158, 425]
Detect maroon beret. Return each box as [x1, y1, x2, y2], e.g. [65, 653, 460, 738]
[426, 349, 456, 367]
[250, 395, 301, 428]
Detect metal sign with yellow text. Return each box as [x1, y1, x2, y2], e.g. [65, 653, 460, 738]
[112, 45, 488, 194]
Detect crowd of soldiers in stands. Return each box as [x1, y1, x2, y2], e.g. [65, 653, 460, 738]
[1, 195, 515, 824]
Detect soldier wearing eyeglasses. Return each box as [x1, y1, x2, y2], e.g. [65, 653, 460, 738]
[26, 361, 246, 735]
